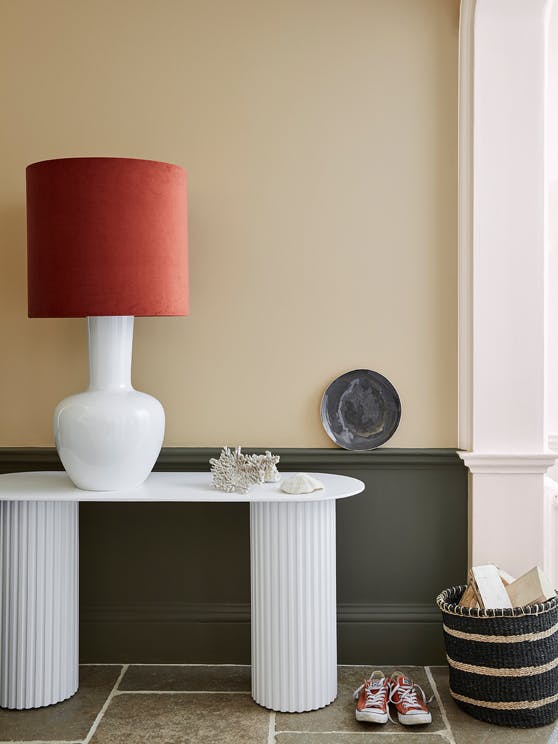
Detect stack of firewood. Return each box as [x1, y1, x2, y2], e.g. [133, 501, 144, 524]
[459, 565, 556, 609]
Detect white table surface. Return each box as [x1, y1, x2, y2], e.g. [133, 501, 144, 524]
[0, 471, 365, 502]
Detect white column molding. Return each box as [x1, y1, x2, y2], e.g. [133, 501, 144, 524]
[458, 0, 557, 576]
[546, 477, 558, 584]
[547, 2, 558, 477]
[457, 0, 475, 452]
[459, 453, 557, 474]
[468, 474, 553, 577]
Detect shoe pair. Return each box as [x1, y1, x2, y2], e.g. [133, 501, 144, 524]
[353, 670, 432, 726]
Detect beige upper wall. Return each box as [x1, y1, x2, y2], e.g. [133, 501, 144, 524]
[0, 0, 459, 448]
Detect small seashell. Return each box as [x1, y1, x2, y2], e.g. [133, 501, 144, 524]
[280, 473, 324, 495]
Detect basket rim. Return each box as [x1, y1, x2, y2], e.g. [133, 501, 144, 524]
[436, 584, 558, 618]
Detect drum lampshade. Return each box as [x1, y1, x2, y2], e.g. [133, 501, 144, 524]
[26, 157, 188, 317]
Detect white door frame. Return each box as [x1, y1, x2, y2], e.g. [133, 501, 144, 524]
[458, 0, 557, 578]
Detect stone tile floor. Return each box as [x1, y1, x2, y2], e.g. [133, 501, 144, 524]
[0, 664, 556, 743]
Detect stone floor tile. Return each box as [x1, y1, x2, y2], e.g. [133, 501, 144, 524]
[0, 665, 121, 742]
[429, 666, 558, 744]
[276, 734, 446, 743]
[275, 666, 444, 734]
[89, 692, 269, 744]
[120, 664, 251, 692]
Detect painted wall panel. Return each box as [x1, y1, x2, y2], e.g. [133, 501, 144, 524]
[0, 0, 459, 447]
[0, 448, 467, 664]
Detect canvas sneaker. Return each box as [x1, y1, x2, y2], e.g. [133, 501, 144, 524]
[353, 671, 390, 724]
[389, 672, 432, 725]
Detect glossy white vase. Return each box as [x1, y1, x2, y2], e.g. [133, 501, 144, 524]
[54, 316, 164, 491]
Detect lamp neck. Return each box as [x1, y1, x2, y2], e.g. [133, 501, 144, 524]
[87, 316, 134, 391]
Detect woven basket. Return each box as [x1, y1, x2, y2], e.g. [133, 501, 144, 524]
[436, 585, 558, 728]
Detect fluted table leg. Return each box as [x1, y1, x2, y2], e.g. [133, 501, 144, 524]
[0, 501, 79, 709]
[250, 499, 337, 712]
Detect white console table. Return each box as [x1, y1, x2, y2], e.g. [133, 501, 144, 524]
[0, 471, 363, 713]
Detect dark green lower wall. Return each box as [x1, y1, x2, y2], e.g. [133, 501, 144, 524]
[0, 448, 468, 665]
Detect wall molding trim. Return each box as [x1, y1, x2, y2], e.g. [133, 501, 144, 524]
[80, 601, 441, 626]
[458, 452, 557, 474]
[0, 447, 465, 474]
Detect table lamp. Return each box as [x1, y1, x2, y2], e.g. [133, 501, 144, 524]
[26, 157, 188, 491]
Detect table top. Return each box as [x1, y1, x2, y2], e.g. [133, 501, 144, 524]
[0, 471, 365, 503]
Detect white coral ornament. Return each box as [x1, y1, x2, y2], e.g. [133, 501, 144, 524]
[210, 446, 280, 494]
[280, 473, 324, 495]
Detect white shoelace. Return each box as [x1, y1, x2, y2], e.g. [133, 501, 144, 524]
[353, 680, 388, 709]
[389, 680, 431, 713]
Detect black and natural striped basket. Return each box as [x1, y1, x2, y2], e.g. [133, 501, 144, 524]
[436, 585, 558, 728]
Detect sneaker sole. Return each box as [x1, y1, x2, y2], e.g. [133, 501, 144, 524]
[356, 710, 389, 724]
[397, 712, 432, 725]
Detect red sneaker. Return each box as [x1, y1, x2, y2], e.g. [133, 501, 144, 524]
[389, 672, 432, 725]
[353, 671, 390, 724]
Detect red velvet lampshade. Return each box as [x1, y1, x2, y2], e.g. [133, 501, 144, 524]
[26, 157, 188, 317]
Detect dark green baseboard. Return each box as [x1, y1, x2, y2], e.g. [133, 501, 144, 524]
[0, 447, 466, 665]
[79, 601, 445, 665]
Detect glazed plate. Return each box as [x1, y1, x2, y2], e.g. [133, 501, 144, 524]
[320, 369, 401, 450]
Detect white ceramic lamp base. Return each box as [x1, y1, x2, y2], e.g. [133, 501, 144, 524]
[250, 499, 337, 712]
[55, 316, 164, 491]
[0, 501, 78, 709]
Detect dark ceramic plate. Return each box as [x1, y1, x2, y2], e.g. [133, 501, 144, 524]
[320, 369, 401, 450]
